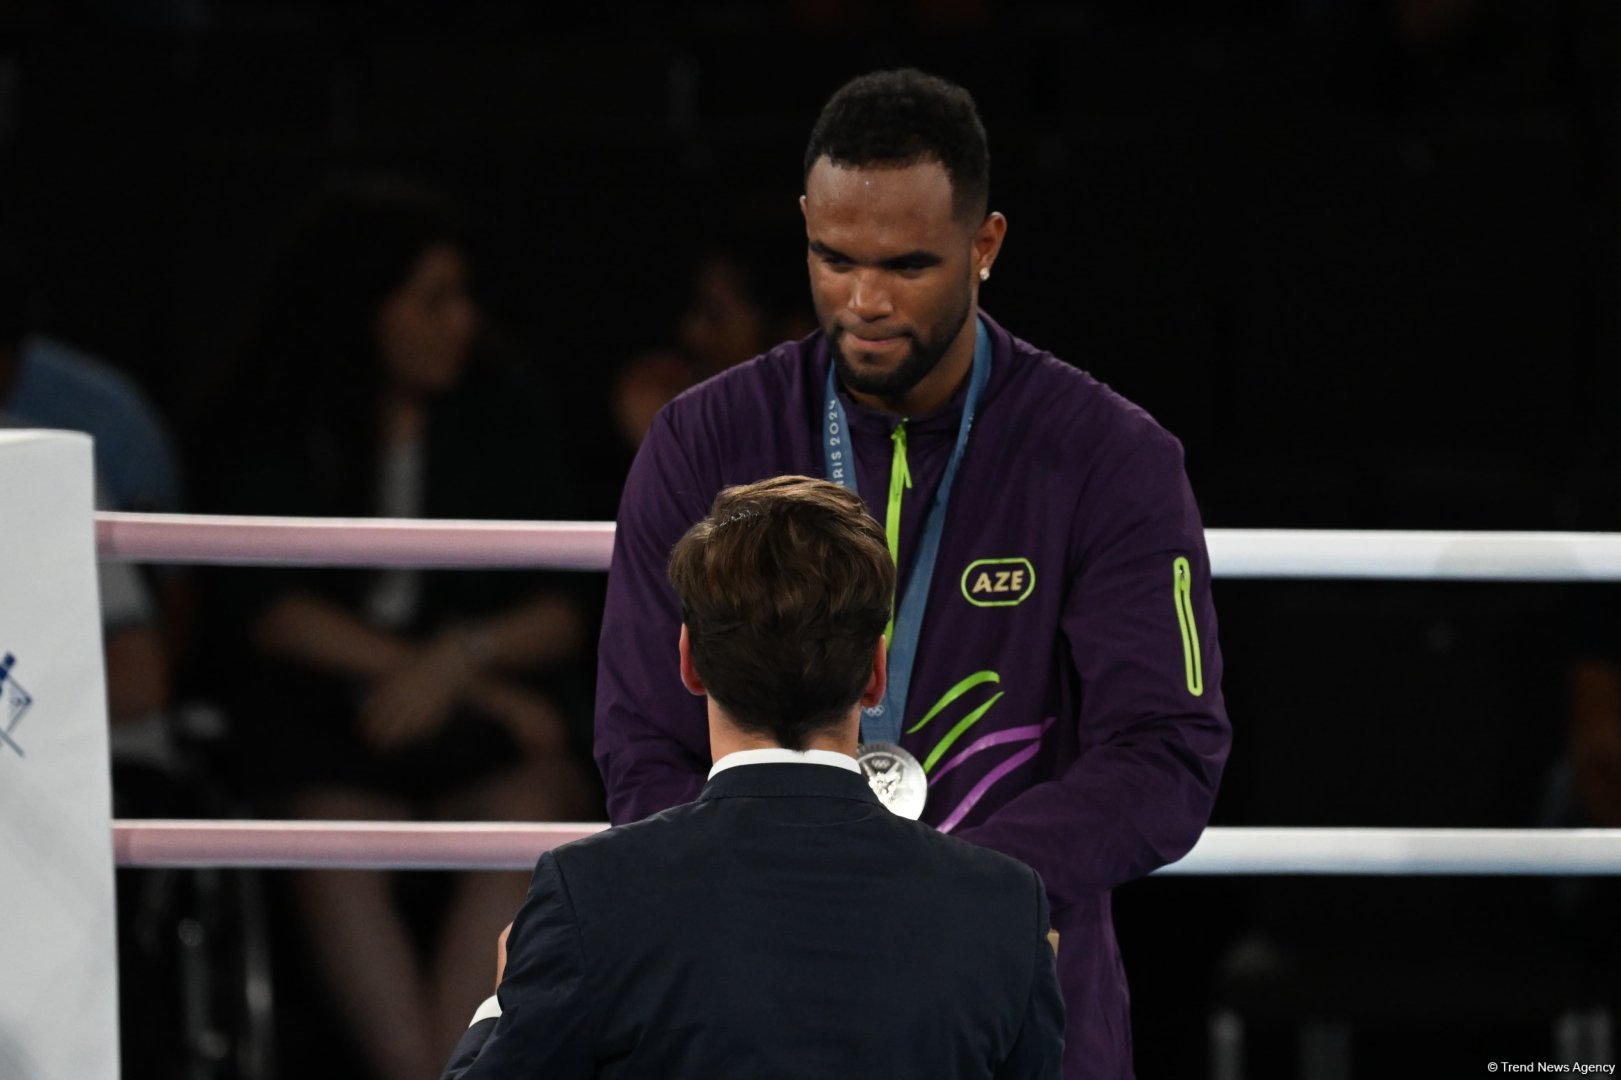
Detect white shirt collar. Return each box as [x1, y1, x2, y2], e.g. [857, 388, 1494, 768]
[707, 747, 861, 780]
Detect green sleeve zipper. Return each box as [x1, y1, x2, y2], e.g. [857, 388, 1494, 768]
[1173, 556, 1205, 697]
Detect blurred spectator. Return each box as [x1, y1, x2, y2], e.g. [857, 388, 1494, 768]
[1567, 657, 1621, 828]
[611, 218, 814, 448]
[9, 334, 184, 515]
[0, 264, 173, 727]
[5, 331, 192, 735]
[1547, 633, 1621, 1017]
[193, 176, 596, 1080]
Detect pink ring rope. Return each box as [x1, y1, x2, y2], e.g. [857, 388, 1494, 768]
[112, 821, 607, 870]
[96, 512, 616, 569]
[107, 823, 1621, 875]
[96, 512, 1621, 580]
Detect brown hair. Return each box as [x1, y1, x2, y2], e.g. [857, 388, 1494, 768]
[667, 476, 894, 750]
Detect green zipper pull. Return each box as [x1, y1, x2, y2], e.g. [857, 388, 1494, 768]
[884, 420, 912, 642]
[1173, 556, 1205, 697]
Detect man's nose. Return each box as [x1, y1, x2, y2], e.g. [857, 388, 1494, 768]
[846, 270, 893, 319]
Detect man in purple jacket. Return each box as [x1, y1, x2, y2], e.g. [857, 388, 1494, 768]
[595, 68, 1230, 1079]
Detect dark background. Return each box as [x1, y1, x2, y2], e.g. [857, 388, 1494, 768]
[7, 0, 1621, 1075]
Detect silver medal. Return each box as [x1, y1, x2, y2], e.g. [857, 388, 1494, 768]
[857, 742, 927, 820]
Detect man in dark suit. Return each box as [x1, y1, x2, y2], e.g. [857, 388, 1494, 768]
[444, 476, 1064, 1079]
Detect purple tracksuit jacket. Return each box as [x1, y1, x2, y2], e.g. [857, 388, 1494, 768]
[595, 314, 1230, 1079]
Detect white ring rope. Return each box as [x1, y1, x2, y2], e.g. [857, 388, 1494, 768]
[96, 512, 1621, 580]
[110, 823, 1621, 875]
[1206, 529, 1621, 582]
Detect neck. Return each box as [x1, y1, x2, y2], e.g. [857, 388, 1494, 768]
[708, 702, 860, 763]
[848, 309, 978, 417]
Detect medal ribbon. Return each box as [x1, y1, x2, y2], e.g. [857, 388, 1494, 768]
[824, 317, 992, 743]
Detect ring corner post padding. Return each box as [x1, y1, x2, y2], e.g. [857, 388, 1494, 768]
[0, 430, 121, 1080]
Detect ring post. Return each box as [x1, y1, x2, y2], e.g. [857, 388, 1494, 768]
[0, 430, 120, 1080]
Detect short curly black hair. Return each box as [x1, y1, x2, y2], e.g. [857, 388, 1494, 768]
[804, 69, 990, 223]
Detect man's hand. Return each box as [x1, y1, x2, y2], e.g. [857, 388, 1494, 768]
[496, 922, 512, 990]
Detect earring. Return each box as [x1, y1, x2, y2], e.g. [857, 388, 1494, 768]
[979, 266, 991, 282]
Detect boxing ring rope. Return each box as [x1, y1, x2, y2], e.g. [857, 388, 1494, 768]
[97, 511, 1621, 876]
[110, 822, 1621, 875]
[96, 511, 1621, 580]
[97, 512, 616, 570]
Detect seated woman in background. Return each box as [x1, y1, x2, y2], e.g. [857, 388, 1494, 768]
[194, 176, 596, 1080]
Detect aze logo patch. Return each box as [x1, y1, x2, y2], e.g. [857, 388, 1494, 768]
[961, 558, 1036, 608]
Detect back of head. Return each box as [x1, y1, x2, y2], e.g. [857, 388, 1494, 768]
[803, 68, 991, 222]
[667, 476, 893, 749]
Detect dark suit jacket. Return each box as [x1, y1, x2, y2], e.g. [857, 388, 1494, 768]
[443, 761, 1064, 1079]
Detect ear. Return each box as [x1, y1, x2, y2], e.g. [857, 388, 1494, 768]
[678, 625, 706, 697]
[799, 193, 809, 222]
[972, 211, 1008, 282]
[858, 635, 889, 710]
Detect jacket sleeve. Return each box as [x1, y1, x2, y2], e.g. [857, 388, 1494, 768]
[994, 871, 1065, 1079]
[593, 409, 715, 824]
[441, 853, 594, 1080]
[955, 427, 1230, 904]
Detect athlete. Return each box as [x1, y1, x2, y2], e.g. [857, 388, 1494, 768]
[594, 68, 1230, 1079]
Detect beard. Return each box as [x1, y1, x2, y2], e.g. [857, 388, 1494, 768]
[829, 280, 975, 402]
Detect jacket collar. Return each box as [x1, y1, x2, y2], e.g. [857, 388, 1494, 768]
[699, 761, 883, 807]
[708, 747, 860, 779]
